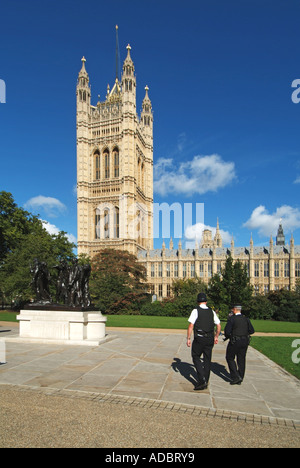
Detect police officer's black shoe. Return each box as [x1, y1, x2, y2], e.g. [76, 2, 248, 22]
[194, 382, 208, 391]
[230, 377, 243, 385]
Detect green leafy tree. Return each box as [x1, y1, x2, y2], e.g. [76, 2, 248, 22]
[208, 255, 253, 318]
[267, 289, 300, 322]
[141, 278, 208, 317]
[171, 278, 208, 316]
[246, 294, 276, 320]
[0, 192, 76, 307]
[0, 191, 39, 264]
[90, 249, 149, 314]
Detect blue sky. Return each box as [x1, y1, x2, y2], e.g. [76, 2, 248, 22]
[1, 0, 300, 251]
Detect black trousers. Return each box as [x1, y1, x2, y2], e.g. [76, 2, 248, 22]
[192, 336, 214, 384]
[226, 338, 249, 380]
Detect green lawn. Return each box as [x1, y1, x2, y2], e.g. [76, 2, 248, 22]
[1, 311, 300, 333]
[251, 337, 300, 380]
[106, 315, 300, 333]
[0, 311, 18, 322]
[105, 315, 300, 333]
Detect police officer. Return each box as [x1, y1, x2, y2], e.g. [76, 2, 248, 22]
[187, 293, 221, 391]
[224, 305, 255, 385]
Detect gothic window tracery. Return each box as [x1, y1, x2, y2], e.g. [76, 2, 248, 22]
[94, 150, 100, 180]
[113, 147, 119, 178]
[104, 148, 110, 178]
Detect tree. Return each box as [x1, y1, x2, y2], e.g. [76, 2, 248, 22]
[208, 255, 253, 318]
[140, 278, 208, 317]
[268, 289, 300, 322]
[0, 191, 39, 264]
[246, 294, 276, 320]
[0, 192, 76, 307]
[90, 249, 149, 314]
[171, 278, 208, 316]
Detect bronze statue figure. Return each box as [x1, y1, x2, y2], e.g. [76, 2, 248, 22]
[30, 258, 93, 310]
[30, 259, 52, 303]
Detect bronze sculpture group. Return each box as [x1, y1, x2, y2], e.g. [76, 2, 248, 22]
[30, 258, 92, 310]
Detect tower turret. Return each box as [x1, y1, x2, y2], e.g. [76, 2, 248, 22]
[141, 85, 153, 136]
[276, 221, 286, 246]
[76, 57, 91, 110]
[214, 218, 223, 248]
[122, 45, 136, 109]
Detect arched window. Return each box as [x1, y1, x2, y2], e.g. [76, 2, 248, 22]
[94, 150, 100, 180]
[113, 147, 119, 178]
[104, 209, 110, 238]
[95, 208, 101, 239]
[104, 149, 110, 178]
[114, 207, 120, 239]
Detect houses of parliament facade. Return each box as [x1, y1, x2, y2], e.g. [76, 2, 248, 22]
[76, 43, 300, 299]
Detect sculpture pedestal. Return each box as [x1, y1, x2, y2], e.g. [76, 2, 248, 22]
[15, 310, 107, 346]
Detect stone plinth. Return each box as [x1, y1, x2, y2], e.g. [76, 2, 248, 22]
[16, 310, 107, 346]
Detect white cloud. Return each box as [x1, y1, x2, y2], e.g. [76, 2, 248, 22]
[243, 205, 300, 237]
[25, 195, 67, 218]
[185, 222, 232, 245]
[154, 154, 236, 196]
[294, 176, 300, 184]
[41, 220, 77, 245]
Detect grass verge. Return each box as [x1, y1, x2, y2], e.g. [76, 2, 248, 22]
[250, 337, 300, 380]
[1, 311, 300, 333]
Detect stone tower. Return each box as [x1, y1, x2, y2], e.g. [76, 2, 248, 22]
[76, 45, 154, 258]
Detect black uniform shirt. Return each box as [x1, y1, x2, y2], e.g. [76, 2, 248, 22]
[224, 313, 255, 339]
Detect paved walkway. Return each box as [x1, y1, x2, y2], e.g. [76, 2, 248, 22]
[0, 323, 299, 431]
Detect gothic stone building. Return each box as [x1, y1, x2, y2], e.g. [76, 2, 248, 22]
[76, 46, 300, 299]
[138, 224, 300, 299]
[76, 45, 153, 257]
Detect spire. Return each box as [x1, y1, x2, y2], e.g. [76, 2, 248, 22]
[122, 44, 136, 105]
[123, 44, 134, 70]
[79, 57, 88, 77]
[126, 44, 132, 59]
[276, 220, 286, 246]
[141, 85, 153, 129]
[142, 86, 151, 106]
[77, 56, 90, 105]
[115, 25, 120, 82]
[214, 218, 223, 248]
[250, 233, 254, 254]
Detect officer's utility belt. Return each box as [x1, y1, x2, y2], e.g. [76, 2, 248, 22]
[230, 335, 250, 344]
[196, 330, 214, 338]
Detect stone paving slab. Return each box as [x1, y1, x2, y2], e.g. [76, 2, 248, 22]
[0, 324, 299, 429]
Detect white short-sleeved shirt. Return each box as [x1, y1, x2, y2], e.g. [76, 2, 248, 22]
[188, 304, 221, 326]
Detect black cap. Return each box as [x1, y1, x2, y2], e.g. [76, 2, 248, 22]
[197, 293, 207, 303]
